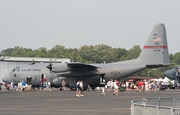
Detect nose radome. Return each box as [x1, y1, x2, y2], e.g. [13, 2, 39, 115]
[164, 70, 171, 77]
[164, 71, 168, 76]
[2, 74, 11, 84]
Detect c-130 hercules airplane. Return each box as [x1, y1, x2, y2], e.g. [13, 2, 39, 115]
[2, 23, 170, 90]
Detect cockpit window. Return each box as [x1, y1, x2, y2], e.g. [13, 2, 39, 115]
[174, 67, 178, 69]
[11, 67, 20, 72]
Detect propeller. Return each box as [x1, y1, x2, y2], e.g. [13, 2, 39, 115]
[47, 58, 53, 71]
[47, 63, 52, 71]
[47, 58, 58, 72]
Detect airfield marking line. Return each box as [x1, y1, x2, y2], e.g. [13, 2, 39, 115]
[46, 98, 79, 101]
[117, 96, 143, 98]
[0, 107, 125, 112]
[110, 107, 130, 111]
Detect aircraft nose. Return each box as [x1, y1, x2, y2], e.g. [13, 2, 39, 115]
[164, 70, 174, 79]
[164, 71, 169, 76]
[164, 70, 170, 76]
[2, 74, 11, 83]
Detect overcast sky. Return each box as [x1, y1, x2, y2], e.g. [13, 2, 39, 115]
[0, 0, 179, 54]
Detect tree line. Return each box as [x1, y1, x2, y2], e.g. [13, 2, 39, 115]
[1, 44, 180, 78]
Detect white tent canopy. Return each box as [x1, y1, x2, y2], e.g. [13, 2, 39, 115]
[154, 77, 171, 83]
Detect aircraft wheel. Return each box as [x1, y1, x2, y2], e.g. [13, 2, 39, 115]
[91, 87, 96, 90]
[70, 88, 76, 91]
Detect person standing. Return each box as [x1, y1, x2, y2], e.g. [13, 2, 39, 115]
[76, 80, 80, 97]
[142, 80, 145, 91]
[101, 86, 105, 96]
[137, 80, 142, 92]
[110, 79, 114, 91]
[21, 80, 26, 91]
[48, 80, 51, 91]
[153, 81, 157, 92]
[126, 81, 129, 92]
[107, 80, 111, 92]
[113, 80, 120, 96]
[40, 81, 44, 91]
[145, 80, 149, 92]
[62, 80, 66, 91]
[10, 81, 15, 91]
[79, 80, 84, 97]
[18, 81, 22, 92]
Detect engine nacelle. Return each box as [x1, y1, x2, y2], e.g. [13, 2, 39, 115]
[52, 63, 70, 73]
[52, 77, 68, 87]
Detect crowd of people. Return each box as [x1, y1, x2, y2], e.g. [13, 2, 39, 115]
[101, 79, 120, 96]
[123, 80, 159, 92]
[98, 78, 180, 96]
[40, 77, 51, 91]
[1, 78, 179, 97]
[1, 79, 51, 92]
[1, 80, 27, 91]
[74, 79, 121, 97]
[117, 79, 179, 92]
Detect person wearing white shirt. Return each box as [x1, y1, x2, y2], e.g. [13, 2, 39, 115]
[79, 81, 84, 97]
[107, 80, 111, 92]
[48, 81, 51, 91]
[113, 80, 120, 96]
[101, 86, 105, 96]
[10, 81, 15, 91]
[18, 81, 22, 92]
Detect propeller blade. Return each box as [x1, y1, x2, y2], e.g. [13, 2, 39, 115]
[47, 63, 52, 71]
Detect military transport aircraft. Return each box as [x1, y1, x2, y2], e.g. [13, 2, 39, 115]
[2, 23, 170, 90]
[164, 66, 180, 82]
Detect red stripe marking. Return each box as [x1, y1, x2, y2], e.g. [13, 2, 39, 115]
[143, 46, 166, 49]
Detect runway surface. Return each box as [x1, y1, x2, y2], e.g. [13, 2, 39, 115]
[0, 89, 180, 115]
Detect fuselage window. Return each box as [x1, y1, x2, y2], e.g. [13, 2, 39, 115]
[11, 67, 20, 74]
[12, 69, 15, 72]
[15, 67, 20, 72]
[10, 68, 15, 74]
[175, 67, 178, 70]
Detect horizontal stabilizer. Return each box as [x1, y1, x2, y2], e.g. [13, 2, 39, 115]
[146, 63, 171, 68]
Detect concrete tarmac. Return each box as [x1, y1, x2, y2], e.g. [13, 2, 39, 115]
[0, 89, 180, 115]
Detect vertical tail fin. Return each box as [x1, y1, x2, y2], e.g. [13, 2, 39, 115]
[138, 23, 170, 67]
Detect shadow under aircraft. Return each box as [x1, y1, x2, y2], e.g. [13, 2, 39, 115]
[2, 23, 170, 90]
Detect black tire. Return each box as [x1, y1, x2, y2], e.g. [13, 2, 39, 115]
[70, 88, 76, 91]
[91, 87, 96, 90]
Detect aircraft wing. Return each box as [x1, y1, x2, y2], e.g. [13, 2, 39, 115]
[58, 71, 104, 78]
[50, 62, 104, 77]
[146, 63, 171, 68]
[67, 62, 98, 70]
